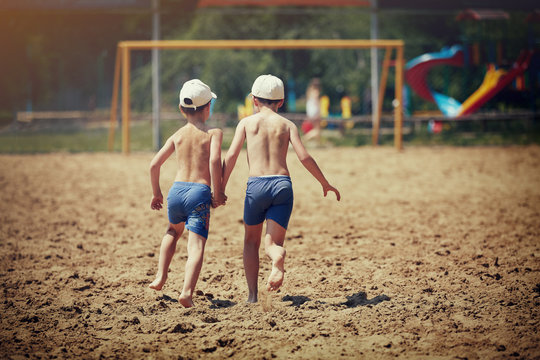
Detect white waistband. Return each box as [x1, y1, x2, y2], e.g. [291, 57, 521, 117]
[257, 174, 289, 178]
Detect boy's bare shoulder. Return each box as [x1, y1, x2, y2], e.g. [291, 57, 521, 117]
[242, 112, 293, 126]
[240, 113, 259, 123]
[171, 124, 193, 139]
[206, 124, 222, 132]
[170, 125, 187, 139]
[175, 123, 192, 134]
[281, 114, 296, 126]
[207, 127, 223, 137]
[235, 114, 259, 130]
[272, 113, 296, 131]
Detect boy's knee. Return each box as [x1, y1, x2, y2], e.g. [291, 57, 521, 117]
[167, 226, 180, 240]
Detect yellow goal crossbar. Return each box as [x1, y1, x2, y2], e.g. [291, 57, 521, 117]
[108, 39, 404, 153]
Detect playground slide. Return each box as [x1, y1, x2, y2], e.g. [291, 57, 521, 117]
[406, 46, 534, 118]
[405, 45, 464, 116]
[457, 65, 506, 116]
[457, 50, 534, 116]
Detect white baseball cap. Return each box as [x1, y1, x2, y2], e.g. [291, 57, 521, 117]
[251, 74, 284, 100]
[179, 79, 217, 109]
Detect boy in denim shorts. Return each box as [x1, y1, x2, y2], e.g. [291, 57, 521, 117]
[222, 74, 340, 303]
[148, 79, 225, 308]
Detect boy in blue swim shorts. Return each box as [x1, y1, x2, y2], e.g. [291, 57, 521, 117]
[148, 79, 226, 308]
[222, 74, 341, 303]
[244, 175, 294, 230]
[167, 181, 211, 238]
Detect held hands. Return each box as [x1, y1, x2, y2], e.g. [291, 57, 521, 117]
[211, 192, 228, 208]
[322, 183, 341, 201]
[151, 193, 163, 210]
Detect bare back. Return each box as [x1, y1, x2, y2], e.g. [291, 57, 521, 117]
[223, 101, 339, 201]
[172, 123, 214, 186]
[243, 109, 292, 177]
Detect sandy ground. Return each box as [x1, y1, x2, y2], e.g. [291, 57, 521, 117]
[0, 146, 539, 359]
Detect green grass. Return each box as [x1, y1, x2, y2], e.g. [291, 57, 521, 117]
[328, 119, 540, 147]
[0, 128, 114, 153]
[0, 118, 539, 154]
[404, 119, 540, 146]
[0, 119, 236, 154]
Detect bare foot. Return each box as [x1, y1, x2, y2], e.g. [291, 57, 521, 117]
[148, 276, 167, 290]
[267, 254, 285, 291]
[247, 293, 258, 303]
[179, 294, 194, 308]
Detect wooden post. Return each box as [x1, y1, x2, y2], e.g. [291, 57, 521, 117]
[121, 45, 131, 155]
[108, 46, 121, 151]
[109, 39, 405, 154]
[372, 47, 392, 146]
[394, 44, 404, 151]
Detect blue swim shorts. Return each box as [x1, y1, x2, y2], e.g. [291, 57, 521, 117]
[244, 175, 294, 229]
[167, 181, 211, 239]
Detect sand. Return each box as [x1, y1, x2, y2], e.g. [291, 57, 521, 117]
[0, 146, 539, 359]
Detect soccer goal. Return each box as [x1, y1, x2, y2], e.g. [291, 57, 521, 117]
[108, 39, 404, 154]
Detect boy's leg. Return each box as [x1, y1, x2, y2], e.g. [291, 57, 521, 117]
[149, 222, 185, 290]
[244, 223, 263, 303]
[264, 219, 287, 292]
[179, 231, 207, 308]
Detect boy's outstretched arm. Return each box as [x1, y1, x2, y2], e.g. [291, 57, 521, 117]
[209, 129, 225, 207]
[149, 137, 175, 210]
[222, 119, 246, 192]
[289, 123, 341, 201]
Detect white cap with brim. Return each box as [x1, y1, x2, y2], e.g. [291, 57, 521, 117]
[251, 74, 284, 100]
[179, 79, 217, 109]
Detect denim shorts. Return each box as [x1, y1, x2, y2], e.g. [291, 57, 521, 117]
[167, 181, 211, 239]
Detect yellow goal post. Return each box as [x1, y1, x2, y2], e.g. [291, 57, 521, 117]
[108, 39, 405, 154]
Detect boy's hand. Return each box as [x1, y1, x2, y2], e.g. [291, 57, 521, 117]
[151, 194, 163, 210]
[211, 192, 228, 208]
[323, 184, 341, 201]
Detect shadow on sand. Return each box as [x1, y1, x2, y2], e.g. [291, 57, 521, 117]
[158, 293, 235, 309]
[341, 291, 390, 308]
[208, 298, 236, 309]
[159, 294, 178, 303]
[281, 291, 390, 308]
[282, 295, 312, 307]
